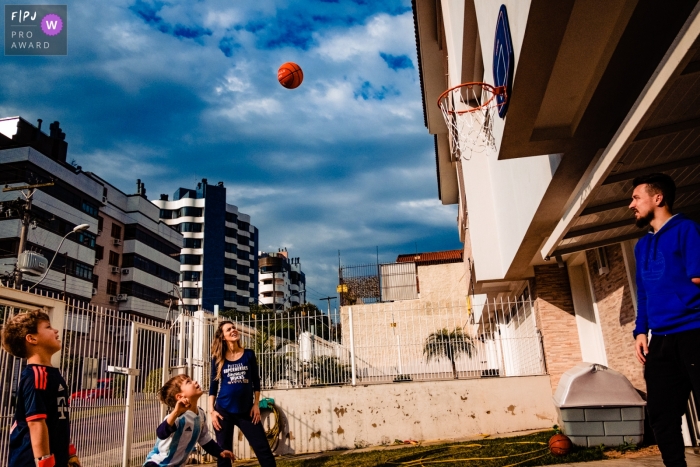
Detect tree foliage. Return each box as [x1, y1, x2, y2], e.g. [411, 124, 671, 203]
[423, 328, 475, 379]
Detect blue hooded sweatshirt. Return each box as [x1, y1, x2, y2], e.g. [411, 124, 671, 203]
[633, 213, 700, 337]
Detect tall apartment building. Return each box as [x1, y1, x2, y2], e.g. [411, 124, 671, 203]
[86, 175, 183, 320]
[258, 248, 306, 311]
[0, 116, 183, 321]
[153, 179, 259, 313]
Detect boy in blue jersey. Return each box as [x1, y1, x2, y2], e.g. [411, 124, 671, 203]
[144, 374, 234, 467]
[1, 309, 81, 467]
[630, 173, 700, 467]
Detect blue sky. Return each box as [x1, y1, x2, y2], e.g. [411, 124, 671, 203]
[1, 0, 460, 310]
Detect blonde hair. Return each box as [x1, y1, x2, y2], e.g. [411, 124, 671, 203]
[211, 321, 241, 381]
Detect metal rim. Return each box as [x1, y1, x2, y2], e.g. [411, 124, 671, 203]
[437, 82, 507, 114]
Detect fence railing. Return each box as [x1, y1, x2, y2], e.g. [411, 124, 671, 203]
[339, 261, 419, 305]
[0, 284, 168, 467]
[1, 284, 545, 465]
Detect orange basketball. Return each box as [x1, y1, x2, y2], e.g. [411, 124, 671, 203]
[278, 62, 303, 89]
[548, 433, 573, 456]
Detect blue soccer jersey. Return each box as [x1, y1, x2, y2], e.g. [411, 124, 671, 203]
[9, 364, 71, 467]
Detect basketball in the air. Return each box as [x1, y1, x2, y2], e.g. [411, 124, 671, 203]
[278, 62, 303, 89]
[548, 433, 573, 456]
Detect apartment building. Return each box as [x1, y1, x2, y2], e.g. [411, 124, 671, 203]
[258, 248, 306, 311]
[0, 116, 183, 320]
[154, 179, 259, 313]
[86, 176, 183, 320]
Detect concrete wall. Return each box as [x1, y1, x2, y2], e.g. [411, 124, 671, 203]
[339, 262, 473, 380]
[230, 376, 557, 458]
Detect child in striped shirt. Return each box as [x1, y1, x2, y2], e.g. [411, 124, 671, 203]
[144, 375, 234, 467]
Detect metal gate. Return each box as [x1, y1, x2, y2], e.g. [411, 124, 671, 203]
[0, 286, 169, 467]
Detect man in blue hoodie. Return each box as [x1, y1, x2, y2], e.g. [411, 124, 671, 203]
[630, 173, 700, 467]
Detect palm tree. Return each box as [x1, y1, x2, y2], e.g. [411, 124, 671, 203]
[423, 327, 475, 379]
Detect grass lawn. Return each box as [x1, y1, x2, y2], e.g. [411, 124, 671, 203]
[274, 430, 607, 467]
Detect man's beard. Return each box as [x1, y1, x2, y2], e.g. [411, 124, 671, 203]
[635, 210, 654, 228]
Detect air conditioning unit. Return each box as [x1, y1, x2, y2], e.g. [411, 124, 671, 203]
[109, 296, 117, 303]
[94, 258, 100, 266]
[97, 229, 102, 236]
[111, 266, 120, 274]
[121, 268, 130, 275]
[116, 294, 128, 302]
[17, 251, 48, 276]
[113, 239, 121, 246]
[92, 288, 97, 295]
[102, 196, 108, 204]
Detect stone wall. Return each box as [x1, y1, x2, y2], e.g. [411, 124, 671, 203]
[532, 265, 582, 392]
[585, 244, 644, 392]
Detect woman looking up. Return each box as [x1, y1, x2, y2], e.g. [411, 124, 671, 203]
[209, 321, 276, 467]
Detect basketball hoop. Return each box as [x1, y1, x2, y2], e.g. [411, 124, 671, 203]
[437, 82, 506, 161]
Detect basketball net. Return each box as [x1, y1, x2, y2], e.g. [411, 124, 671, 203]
[438, 83, 506, 161]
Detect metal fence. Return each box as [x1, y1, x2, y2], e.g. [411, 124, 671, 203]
[220, 295, 545, 389]
[339, 262, 419, 305]
[0, 285, 168, 467]
[1, 284, 546, 465]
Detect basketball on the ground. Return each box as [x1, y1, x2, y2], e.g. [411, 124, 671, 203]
[548, 433, 573, 456]
[278, 62, 303, 89]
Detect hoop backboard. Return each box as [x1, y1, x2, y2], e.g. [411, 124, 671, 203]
[493, 5, 514, 119]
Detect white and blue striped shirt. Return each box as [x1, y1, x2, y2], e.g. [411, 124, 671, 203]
[144, 408, 216, 466]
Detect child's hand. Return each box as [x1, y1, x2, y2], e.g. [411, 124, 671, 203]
[67, 455, 82, 467]
[174, 397, 190, 416]
[220, 450, 235, 459]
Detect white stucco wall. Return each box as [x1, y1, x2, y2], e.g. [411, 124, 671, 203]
[442, 1, 557, 281]
[229, 376, 557, 458]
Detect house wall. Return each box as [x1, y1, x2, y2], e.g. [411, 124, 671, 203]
[532, 264, 581, 392]
[585, 244, 644, 392]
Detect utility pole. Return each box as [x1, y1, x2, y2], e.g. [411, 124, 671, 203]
[319, 296, 337, 317]
[3, 182, 54, 286]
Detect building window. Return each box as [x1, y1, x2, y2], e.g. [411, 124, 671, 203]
[123, 225, 180, 257]
[224, 290, 237, 302]
[181, 271, 200, 282]
[107, 280, 118, 295]
[225, 212, 237, 223]
[182, 288, 200, 299]
[178, 223, 202, 233]
[184, 238, 202, 249]
[224, 242, 237, 254]
[92, 274, 99, 289]
[180, 254, 201, 265]
[95, 245, 104, 260]
[236, 264, 249, 275]
[224, 274, 237, 286]
[81, 201, 99, 217]
[76, 231, 96, 249]
[111, 224, 122, 239]
[98, 216, 104, 232]
[225, 227, 237, 238]
[179, 207, 203, 217]
[109, 251, 120, 266]
[224, 258, 237, 269]
[74, 263, 92, 280]
[121, 253, 179, 283]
